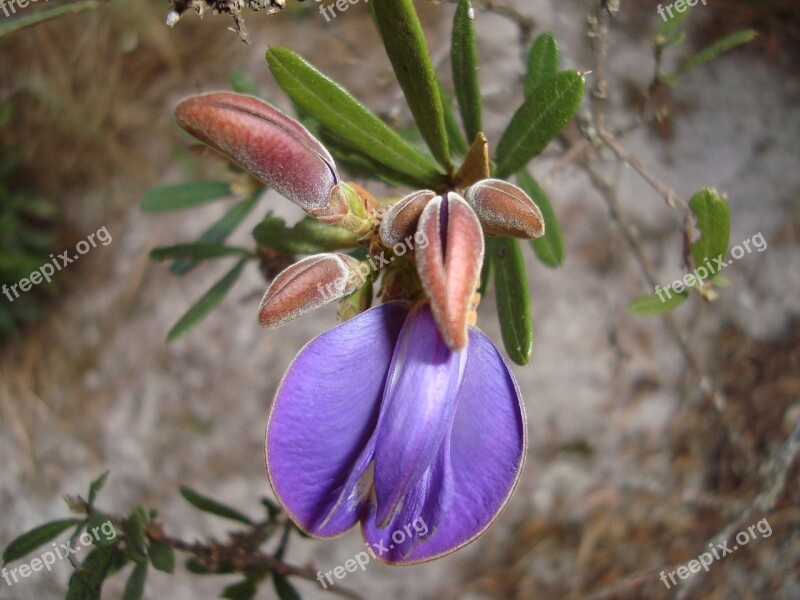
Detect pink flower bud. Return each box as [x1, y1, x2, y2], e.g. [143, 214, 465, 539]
[378, 190, 436, 248]
[416, 193, 484, 350]
[464, 179, 545, 239]
[259, 253, 362, 328]
[175, 93, 338, 212]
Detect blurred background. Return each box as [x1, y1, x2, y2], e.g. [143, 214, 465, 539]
[0, 0, 798, 598]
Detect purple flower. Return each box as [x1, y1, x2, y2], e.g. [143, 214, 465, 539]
[265, 301, 526, 564]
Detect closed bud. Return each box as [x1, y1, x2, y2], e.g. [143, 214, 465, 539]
[416, 193, 484, 350]
[464, 179, 545, 239]
[311, 183, 373, 236]
[259, 253, 362, 328]
[175, 93, 338, 213]
[378, 190, 436, 248]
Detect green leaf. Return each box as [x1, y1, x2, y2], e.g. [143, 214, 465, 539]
[478, 250, 492, 297]
[87, 471, 109, 508]
[3, 519, 82, 564]
[525, 32, 559, 96]
[0, 0, 102, 38]
[150, 243, 251, 262]
[229, 69, 259, 96]
[123, 507, 148, 564]
[141, 182, 232, 213]
[664, 30, 757, 85]
[516, 170, 564, 267]
[489, 237, 533, 365]
[372, 0, 451, 170]
[148, 540, 175, 574]
[494, 70, 585, 178]
[166, 259, 247, 343]
[178, 486, 253, 525]
[253, 216, 358, 254]
[628, 288, 689, 317]
[273, 574, 302, 600]
[86, 513, 117, 547]
[689, 188, 730, 276]
[65, 545, 117, 600]
[451, 0, 482, 144]
[267, 47, 443, 187]
[222, 578, 258, 600]
[122, 561, 148, 600]
[171, 193, 259, 275]
[437, 79, 468, 157]
[656, 3, 691, 40]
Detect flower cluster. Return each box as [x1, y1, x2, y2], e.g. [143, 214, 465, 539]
[175, 92, 546, 563]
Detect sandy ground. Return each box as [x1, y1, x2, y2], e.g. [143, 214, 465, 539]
[1, 1, 798, 599]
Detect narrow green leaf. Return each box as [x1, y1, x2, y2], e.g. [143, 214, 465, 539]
[253, 216, 358, 254]
[3, 519, 82, 564]
[141, 182, 231, 213]
[123, 508, 148, 564]
[689, 188, 730, 276]
[171, 193, 259, 275]
[489, 237, 533, 365]
[451, 0, 483, 144]
[0, 0, 101, 38]
[494, 71, 585, 178]
[681, 29, 757, 74]
[516, 171, 564, 267]
[372, 0, 451, 170]
[628, 288, 688, 317]
[273, 574, 302, 600]
[150, 243, 251, 262]
[148, 540, 175, 574]
[178, 486, 253, 525]
[166, 259, 247, 342]
[525, 32, 559, 96]
[437, 78, 468, 157]
[478, 251, 492, 297]
[87, 471, 109, 508]
[222, 579, 258, 600]
[122, 561, 148, 600]
[267, 47, 443, 187]
[86, 513, 116, 547]
[65, 545, 117, 600]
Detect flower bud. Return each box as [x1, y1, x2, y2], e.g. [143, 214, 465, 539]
[259, 253, 362, 328]
[416, 193, 484, 350]
[175, 93, 337, 213]
[311, 183, 373, 236]
[464, 179, 545, 239]
[378, 190, 436, 248]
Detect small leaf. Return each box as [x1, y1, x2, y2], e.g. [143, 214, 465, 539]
[185, 557, 234, 575]
[628, 288, 688, 317]
[489, 237, 533, 365]
[494, 71, 585, 178]
[122, 561, 148, 600]
[171, 193, 259, 275]
[253, 216, 358, 254]
[141, 182, 231, 213]
[273, 574, 302, 600]
[65, 545, 117, 600]
[87, 471, 109, 508]
[663, 30, 757, 85]
[0, 0, 101, 38]
[437, 78, 468, 157]
[166, 259, 248, 342]
[178, 486, 253, 525]
[267, 47, 443, 187]
[3, 519, 82, 564]
[123, 508, 148, 564]
[689, 188, 730, 276]
[516, 170, 564, 267]
[222, 578, 258, 600]
[86, 513, 116, 547]
[229, 69, 259, 96]
[525, 32, 559, 96]
[150, 243, 251, 262]
[372, 0, 451, 170]
[451, 0, 483, 144]
[148, 540, 175, 574]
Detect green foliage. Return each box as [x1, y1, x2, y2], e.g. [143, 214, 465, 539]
[141, 182, 232, 213]
[3, 519, 82, 565]
[525, 32, 559, 96]
[628, 288, 689, 317]
[516, 170, 564, 268]
[488, 237, 533, 365]
[179, 486, 254, 525]
[253, 216, 358, 254]
[451, 0, 483, 145]
[690, 188, 730, 276]
[0, 0, 102, 38]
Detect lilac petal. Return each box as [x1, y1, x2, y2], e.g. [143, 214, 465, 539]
[266, 302, 408, 537]
[372, 304, 467, 528]
[363, 326, 526, 564]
